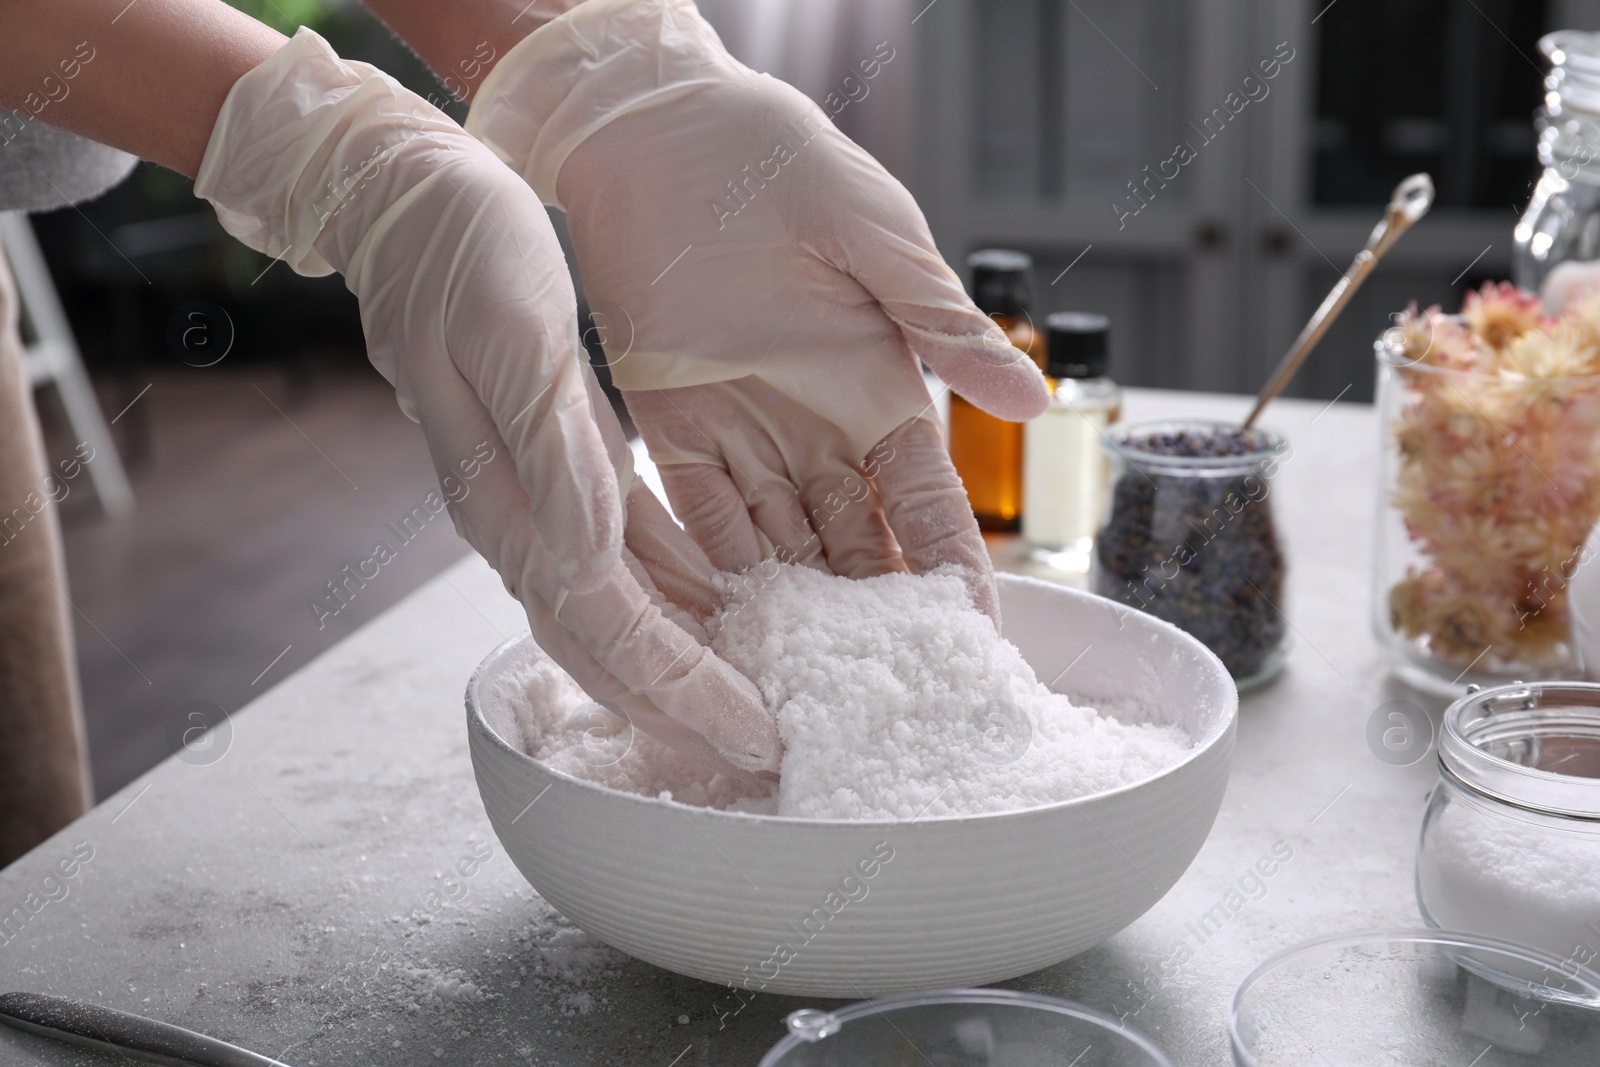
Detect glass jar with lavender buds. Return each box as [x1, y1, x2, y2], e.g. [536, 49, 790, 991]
[1093, 419, 1290, 688]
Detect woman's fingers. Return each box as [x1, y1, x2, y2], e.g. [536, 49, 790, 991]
[625, 384, 827, 573]
[798, 463, 904, 580]
[405, 341, 778, 772]
[826, 143, 1049, 424]
[872, 417, 1001, 623]
[742, 468, 825, 572]
[627, 383, 995, 620]
[625, 476, 733, 621]
[519, 581, 770, 782]
[654, 460, 765, 573]
[553, 569, 781, 773]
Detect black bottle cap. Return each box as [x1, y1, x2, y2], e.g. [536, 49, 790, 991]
[1045, 312, 1111, 379]
[967, 248, 1033, 316]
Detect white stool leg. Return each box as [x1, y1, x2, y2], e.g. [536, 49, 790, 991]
[0, 213, 134, 519]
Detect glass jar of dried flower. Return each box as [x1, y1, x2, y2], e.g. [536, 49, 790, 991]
[1374, 282, 1600, 693]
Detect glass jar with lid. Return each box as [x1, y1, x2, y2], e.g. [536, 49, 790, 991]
[1091, 419, 1290, 688]
[1416, 680, 1600, 1002]
[1514, 31, 1600, 292]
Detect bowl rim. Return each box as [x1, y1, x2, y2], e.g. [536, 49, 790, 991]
[755, 987, 1177, 1066]
[1227, 927, 1600, 1066]
[466, 574, 1238, 828]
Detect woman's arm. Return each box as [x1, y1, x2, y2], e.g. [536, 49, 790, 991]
[357, 0, 578, 104]
[0, 0, 284, 177]
[2, 2, 782, 772]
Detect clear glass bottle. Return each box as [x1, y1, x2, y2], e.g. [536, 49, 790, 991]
[947, 249, 1042, 532]
[1023, 313, 1120, 575]
[1514, 31, 1600, 292]
[1416, 681, 1600, 1004]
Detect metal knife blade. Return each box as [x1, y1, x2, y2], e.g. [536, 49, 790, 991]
[0, 992, 293, 1067]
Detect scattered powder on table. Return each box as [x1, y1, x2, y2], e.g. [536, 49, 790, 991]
[511, 565, 1191, 819]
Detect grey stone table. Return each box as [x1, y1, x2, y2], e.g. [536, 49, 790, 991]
[0, 389, 1436, 1066]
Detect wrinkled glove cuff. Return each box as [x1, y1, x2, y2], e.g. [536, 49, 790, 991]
[196, 27, 462, 278]
[466, 0, 741, 209]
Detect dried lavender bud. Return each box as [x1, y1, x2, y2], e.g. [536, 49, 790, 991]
[1125, 428, 1271, 458]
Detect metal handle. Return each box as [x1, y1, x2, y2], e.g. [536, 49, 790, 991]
[1241, 173, 1435, 430]
[0, 992, 292, 1067]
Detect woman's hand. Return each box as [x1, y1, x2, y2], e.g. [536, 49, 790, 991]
[196, 28, 779, 774]
[465, 0, 1050, 620]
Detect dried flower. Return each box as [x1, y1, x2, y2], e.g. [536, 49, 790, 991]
[1389, 301, 1438, 364]
[1389, 570, 1505, 665]
[1498, 320, 1600, 379]
[1461, 281, 1543, 351]
[1386, 280, 1600, 672]
[1562, 288, 1600, 353]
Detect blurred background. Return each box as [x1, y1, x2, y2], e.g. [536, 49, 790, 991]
[11, 0, 1600, 798]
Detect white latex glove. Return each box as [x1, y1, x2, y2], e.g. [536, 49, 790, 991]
[467, 0, 1050, 621]
[196, 28, 777, 774]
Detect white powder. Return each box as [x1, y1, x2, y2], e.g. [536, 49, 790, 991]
[710, 564, 1190, 818]
[1417, 789, 1600, 971]
[507, 904, 627, 1015]
[505, 652, 773, 812]
[513, 565, 1190, 819]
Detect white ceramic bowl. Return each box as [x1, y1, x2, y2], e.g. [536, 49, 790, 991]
[466, 574, 1237, 997]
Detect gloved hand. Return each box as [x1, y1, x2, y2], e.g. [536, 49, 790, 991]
[196, 27, 778, 774]
[467, 0, 1049, 621]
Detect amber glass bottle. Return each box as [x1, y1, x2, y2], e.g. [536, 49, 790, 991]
[948, 249, 1043, 532]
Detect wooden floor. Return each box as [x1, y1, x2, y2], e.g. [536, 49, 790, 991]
[41, 364, 475, 799]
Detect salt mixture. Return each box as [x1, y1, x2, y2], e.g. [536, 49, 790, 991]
[1417, 790, 1600, 969]
[500, 647, 768, 812]
[512, 564, 1191, 819]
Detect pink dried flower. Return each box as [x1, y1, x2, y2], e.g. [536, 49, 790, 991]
[1385, 281, 1600, 671]
[1497, 320, 1600, 379]
[1390, 304, 1487, 375]
[1461, 281, 1543, 351]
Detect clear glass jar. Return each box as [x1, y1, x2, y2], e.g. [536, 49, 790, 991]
[1514, 31, 1600, 292]
[1091, 419, 1289, 688]
[1416, 681, 1600, 1004]
[1372, 328, 1600, 692]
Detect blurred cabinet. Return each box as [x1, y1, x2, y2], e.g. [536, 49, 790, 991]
[913, 0, 1600, 400]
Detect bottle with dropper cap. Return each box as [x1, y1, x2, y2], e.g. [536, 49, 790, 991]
[1023, 312, 1121, 575]
[948, 250, 1043, 532]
